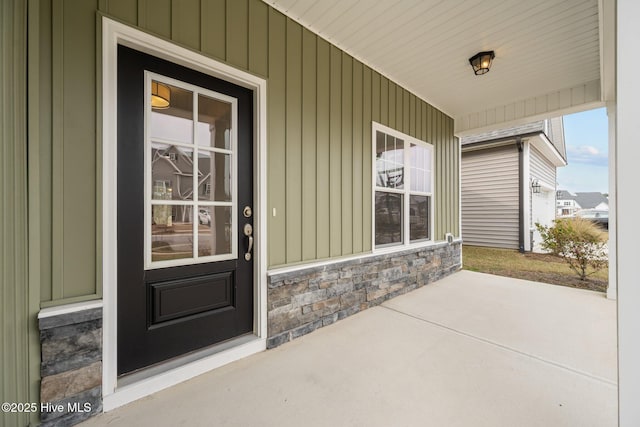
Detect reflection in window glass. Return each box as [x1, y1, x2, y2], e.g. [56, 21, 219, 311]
[151, 143, 194, 201]
[410, 144, 432, 193]
[375, 192, 403, 246]
[198, 151, 232, 202]
[376, 131, 404, 189]
[150, 83, 193, 143]
[410, 195, 430, 241]
[197, 94, 232, 150]
[151, 207, 194, 262]
[198, 206, 232, 257]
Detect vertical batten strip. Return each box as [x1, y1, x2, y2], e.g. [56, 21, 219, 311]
[267, 7, 286, 266]
[1, 0, 30, 425]
[301, 29, 317, 261]
[172, 0, 201, 50]
[379, 75, 387, 125]
[201, 0, 226, 60]
[341, 52, 353, 255]
[248, 0, 268, 77]
[226, 0, 248, 69]
[285, 18, 302, 263]
[51, 0, 64, 299]
[363, 66, 373, 251]
[388, 81, 395, 129]
[352, 60, 363, 254]
[316, 37, 330, 259]
[329, 45, 342, 257]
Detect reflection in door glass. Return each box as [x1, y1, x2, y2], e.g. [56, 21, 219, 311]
[150, 208, 194, 262]
[150, 83, 193, 143]
[151, 143, 194, 200]
[198, 206, 232, 256]
[197, 94, 232, 150]
[198, 151, 232, 202]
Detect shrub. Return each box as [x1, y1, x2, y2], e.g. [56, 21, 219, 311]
[535, 218, 608, 281]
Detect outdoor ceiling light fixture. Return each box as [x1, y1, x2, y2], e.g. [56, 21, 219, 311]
[468, 51, 495, 75]
[151, 81, 171, 109]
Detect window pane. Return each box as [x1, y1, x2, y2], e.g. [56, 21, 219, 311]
[410, 144, 432, 193]
[375, 192, 403, 246]
[151, 206, 194, 262]
[152, 143, 194, 201]
[376, 133, 404, 189]
[150, 82, 193, 143]
[198, 151, 232, 202]
[197, 94, 232, 150]
[198, 206, 232, 257]
[410, 195, 430, 241]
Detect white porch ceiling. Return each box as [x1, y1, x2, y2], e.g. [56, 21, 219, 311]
[265, 0, 606, 134]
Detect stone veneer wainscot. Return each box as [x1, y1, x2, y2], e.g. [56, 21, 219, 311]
[267, 241, 462, 348]
[39, 307, 103, 426]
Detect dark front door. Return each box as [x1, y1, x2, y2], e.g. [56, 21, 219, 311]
[117, 46, 254, 375]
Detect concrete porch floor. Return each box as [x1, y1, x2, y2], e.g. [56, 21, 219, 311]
[83, 271, 617, 427]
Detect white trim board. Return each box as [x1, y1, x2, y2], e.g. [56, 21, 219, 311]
[38, 300, 103, 319]
[101, 17, 268, 410]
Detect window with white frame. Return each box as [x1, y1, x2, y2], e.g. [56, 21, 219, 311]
[373, 123, 433, 248]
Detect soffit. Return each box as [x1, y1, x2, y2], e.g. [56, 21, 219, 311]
[265, 0, 601, 120]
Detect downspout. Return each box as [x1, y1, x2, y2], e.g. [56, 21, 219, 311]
[517, 138, 525, 253]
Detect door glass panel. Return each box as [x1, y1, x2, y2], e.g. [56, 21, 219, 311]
[198, 206, 232, 257]
[146, 75, 237, 269]
[151, 143, 194, 201]
[150, 83, 193, 143]
[198, 151, 232, 202]
[197, 94, 232, 150]
[151, 207, 194, 262]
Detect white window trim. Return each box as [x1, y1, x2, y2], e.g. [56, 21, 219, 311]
[371, 122, 435, 251]
[143, 72, 239, 270]
[102, 17, 267, 411]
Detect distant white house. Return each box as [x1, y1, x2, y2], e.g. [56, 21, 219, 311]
[461, 117, 567, 252]
[556, 190, 609, 217]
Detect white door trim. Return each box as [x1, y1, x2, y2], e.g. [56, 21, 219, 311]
[101, 17, 267, 410]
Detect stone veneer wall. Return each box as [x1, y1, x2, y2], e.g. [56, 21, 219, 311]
[39, 307, 103, 426]
[267, 241, 461, 348]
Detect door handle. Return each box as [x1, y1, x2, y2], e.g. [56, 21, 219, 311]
[244, 223, 253, 261]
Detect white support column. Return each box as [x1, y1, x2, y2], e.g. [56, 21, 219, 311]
[522, 141, 531, 252]
[606, 104, 616, 300]
[617, 1, 640, 425]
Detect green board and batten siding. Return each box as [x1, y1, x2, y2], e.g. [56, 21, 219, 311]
[32, 0, 458, 306]
[2, 1, 40, 426]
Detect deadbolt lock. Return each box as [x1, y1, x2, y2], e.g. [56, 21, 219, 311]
[243, 206, 252, 218]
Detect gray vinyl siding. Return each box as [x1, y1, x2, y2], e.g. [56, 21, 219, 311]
[530, 145, 556, 186]
[461, 145, 520, 249]
[30, 0, 458, 304]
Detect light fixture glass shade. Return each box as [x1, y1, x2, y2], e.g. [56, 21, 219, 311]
[151, 81, 171, 109]
[468, 51, 495, 75]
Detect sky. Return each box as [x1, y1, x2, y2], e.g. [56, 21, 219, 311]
[556, 107, 609, 194]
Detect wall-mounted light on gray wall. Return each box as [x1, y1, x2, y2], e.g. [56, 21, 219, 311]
[468, 51, 495, 75]
[531, 179, 541, 194]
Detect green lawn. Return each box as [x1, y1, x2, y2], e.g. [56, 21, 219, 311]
[462, 245, 609, 293]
